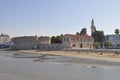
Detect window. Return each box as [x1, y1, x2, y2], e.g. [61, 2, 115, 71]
[87, 39, 89, 42]
[67, 38, 69, 41]
[84, 38, 86, 42]
[80, 38, 82, 42]
[87, 44, 89, 46]
[64, 38, 66, 41]
[73, 44, 75, 47]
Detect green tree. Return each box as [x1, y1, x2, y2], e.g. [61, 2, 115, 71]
[104, 42, 112, 48]
[51, 34, 64, 43]
[109, 42, 112, 46]
[80, 28, 87, 35]
[94, 42, 99, 49]
[92, 31, 105, 42]
[51, 36, 56, 43]
[115, 29, 119, 34]
[76, 32, 80, 35]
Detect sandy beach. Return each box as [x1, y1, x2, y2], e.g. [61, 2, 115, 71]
[18, 50, 120, 63]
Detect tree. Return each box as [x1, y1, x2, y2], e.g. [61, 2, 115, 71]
[115, 29, 119, 34]
[80, 28, 87, 35]
[92, 31, 105, 42]
[51, 36, 56, 43]
[76, 32, 80, 35]
[94, 42, 99, 49]
[104, 42, 112, 48]
[51, 34, 64, 43]
[92, 31, 105, 48]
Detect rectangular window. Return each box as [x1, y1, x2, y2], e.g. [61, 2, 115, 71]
[84, 38, 86, 42]
[64, 38, 66, 41]
[67, 38, 69, 41]
[87, 39, 89, 42]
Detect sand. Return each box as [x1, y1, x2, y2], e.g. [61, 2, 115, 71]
[18, 50, 120, 62]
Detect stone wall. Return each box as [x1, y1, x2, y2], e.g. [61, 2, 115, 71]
[37, 43, 65, 50]
[13, 36, 51, 50]
[37, 36, 51, 44]
[13, 36, 37, 50]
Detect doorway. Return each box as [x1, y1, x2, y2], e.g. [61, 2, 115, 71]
[80, 43, 82, 48]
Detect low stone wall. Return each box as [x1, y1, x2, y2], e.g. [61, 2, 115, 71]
[37, 43, 65, 50]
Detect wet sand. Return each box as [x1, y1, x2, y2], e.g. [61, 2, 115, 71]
[19, 50, 120, 62]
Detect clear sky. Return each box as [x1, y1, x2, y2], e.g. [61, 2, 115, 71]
[0, 0, 120, 37]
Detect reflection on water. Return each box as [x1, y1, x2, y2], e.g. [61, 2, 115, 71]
[0, 51, 120, 80]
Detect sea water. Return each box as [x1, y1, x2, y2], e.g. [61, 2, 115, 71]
[0, 51, 120, 80]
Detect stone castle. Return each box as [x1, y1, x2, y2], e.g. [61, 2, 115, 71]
[13, 36, 51, 50]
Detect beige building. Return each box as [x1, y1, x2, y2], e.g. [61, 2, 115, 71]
[63, 34, 94, 49]
[13, 36, 51, 50]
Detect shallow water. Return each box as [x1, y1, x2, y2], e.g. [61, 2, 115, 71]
[0, 51, 120, 80]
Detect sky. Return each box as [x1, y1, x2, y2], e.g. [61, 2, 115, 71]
[0, 0, 120, 37]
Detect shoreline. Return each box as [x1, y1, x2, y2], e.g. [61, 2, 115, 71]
[18, 50, 120, 63]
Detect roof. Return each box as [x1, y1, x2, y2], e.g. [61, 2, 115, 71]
[66, 34, 93, 39]
[0, 33, 9, 37]
[106, 34, 120, 36]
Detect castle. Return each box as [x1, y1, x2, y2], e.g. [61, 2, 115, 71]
[13, 36, 51, 50]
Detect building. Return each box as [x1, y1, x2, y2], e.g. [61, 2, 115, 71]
[13, 36, 51, 50]
[91, 19, 96, 35]
[0, 33, 10, 44]
[63, 34, 94, 49]
[105, 34, 120, 48]
[13, 34, 94, 50]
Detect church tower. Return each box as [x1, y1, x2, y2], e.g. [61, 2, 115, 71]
[91, 19, 96, 35]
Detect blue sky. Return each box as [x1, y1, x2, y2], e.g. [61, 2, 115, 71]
[0, 0, 120, 37]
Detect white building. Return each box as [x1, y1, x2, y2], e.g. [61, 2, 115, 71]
[105, 34, 120, 48]
[0, 33, 10, 44]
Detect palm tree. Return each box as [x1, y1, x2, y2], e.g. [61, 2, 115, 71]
[115, 29, 120, 34]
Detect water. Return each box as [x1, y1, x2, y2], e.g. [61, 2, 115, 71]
[0, 51, 120, 80]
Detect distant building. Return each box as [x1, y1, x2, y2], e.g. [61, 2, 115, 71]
[91, 19, 96, 35]
[105, 34, 120, 48]
[0, 33, 10, 44]
[13, 36, 51, 50]
[63, 34, 94, 49]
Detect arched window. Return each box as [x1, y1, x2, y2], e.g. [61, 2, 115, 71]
[73, 44, 75, 47]
[80, 43, 82, 48]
